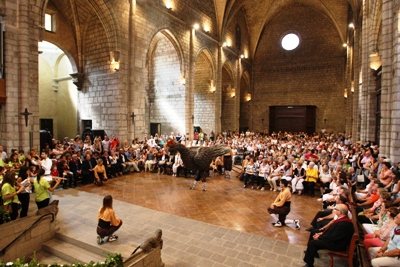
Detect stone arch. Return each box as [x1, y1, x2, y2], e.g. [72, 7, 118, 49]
[38, 41, 77, 140]
[147, 29, 185, 77]
[39, 0, 121, 54]
[194, 49, 216, 134]
[86, 0, 121, 52]
[370, 0, 382, 51]
[146, 28, 186, 135]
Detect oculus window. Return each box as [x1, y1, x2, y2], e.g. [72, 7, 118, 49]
[281, 33, 300, 51]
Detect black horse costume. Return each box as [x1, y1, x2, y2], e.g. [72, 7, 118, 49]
[165, 139, 229, 191]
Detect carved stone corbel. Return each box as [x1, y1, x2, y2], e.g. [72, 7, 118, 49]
[70, 72, 85, 91]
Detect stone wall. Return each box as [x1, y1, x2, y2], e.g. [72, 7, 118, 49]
[0, 210, 57, 263]
[253, 3, 347, 133]
[149, 34, 184, 135]
[194, 51, 215, 135]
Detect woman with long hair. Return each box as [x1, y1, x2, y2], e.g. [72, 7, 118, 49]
[1, 171, 25, 220]
[97, 195, 123, 244]
[34, 168, 61, 209]
[16, 166, 31, 218]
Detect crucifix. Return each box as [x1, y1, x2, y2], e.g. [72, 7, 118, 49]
[20, 108, 33, 149]
[130, 112, 136, 124]
[20, 108, 33, 127]
[130, 112, 136, 140]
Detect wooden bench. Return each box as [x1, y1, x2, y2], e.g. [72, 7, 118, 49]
[326, 189, 359, 267]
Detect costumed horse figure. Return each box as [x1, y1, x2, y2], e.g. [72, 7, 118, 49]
[165, 139, 230, 191]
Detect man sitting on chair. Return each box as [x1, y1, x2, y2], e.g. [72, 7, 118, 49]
[303, 204, 354, 267]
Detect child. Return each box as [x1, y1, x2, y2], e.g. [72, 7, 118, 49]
[28, 165, 37, 179]
[50, 164, 59, 178]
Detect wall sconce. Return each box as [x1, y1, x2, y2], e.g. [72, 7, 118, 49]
[370, 51, 382, 70]
[245, 93, 251, 102]
[351, 81, 354, 93]
[323, 118, 327, 124]
[344, 88, 348, 99]
[222, 42, 227, 47]
[110, 51, 120, 72]
[181, 77, 186, 86]
[230, 88, 236, 98]
[349, 23, 354, 29]
[240, 54, 245, 59]
[193, 23, 200, 30]
[204, 25, 210, 33]
[114, 62, 120, 71]
[342, 43, 348, 48]
[165, 1, 173, 10]
[210, 79, 215, 92]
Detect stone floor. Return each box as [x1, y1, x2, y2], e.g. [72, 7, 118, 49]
[47, 170, 351, 267]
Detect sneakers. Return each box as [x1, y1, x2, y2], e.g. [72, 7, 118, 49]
[203, 188, 207, 192]
[111, 234, 118, 239]
[294, 220, 300, 230]
[108, 235, 117, 242]
[272, 221, 282, 227]
[261, 187, 265, 191]
[190, 186, 195, 190]
[317, 198, 323, 202]
[243, 184, 246, 188]
[97, 236, 104, 245]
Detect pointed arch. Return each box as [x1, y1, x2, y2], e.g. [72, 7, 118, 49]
[147, 28, 185, 78]
[195, 48, 215, 80]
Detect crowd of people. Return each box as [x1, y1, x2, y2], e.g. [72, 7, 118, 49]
[1, 129, 400, 265]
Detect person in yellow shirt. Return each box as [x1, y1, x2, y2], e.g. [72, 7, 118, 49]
[268, 179, 300, 229]
[303, 162, 319, 197]
[34, 168, 61, 209]
[1, 171, 25, 220]
[97, 195, 123, 244]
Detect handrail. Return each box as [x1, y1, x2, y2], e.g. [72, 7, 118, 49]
[0, 212, 55, 256]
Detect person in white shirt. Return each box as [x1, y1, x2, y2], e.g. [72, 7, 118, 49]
[0, 145, 7, 161]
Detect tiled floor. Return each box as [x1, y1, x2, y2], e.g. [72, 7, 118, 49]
[48, 170, 350, 266]
[78, 170, 323, 246]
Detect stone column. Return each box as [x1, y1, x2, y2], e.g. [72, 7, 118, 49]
[382, 0, 400, 161]
[215, 46, 222, 134]
[187, 29, 195, 142]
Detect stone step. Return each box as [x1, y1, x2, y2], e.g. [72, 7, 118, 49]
[42, 238, 106, 264]
[28, 250, 72, 265]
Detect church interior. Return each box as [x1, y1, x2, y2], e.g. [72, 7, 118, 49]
[0, 0, 399, 266]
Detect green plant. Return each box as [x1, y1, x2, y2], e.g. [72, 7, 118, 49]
[0, 253, 123, 267]
[0, 208, 11, 224]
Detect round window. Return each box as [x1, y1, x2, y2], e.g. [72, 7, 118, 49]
[281, 33, 300, 51]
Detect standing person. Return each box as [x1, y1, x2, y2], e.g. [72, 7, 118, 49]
[223, 143, 233, 178]
[268, 179, 300, 229]
[17, 166, 32, 218]
[97, 195, 123, 244]
[303, 204, 354, 267]
[1, 171, 25, 220]
[34, 168, 61, 209]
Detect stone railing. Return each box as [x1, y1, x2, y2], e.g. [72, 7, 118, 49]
[123, 229, 164, 267]
[0, 204, 59, 263]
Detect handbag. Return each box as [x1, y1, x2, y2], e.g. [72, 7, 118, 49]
[357, 174, 365, 183]
[158, 160, 165, 165]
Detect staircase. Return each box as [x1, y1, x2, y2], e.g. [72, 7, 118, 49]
[28, 233, 111, 264]
[26, 230, 163, 267]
